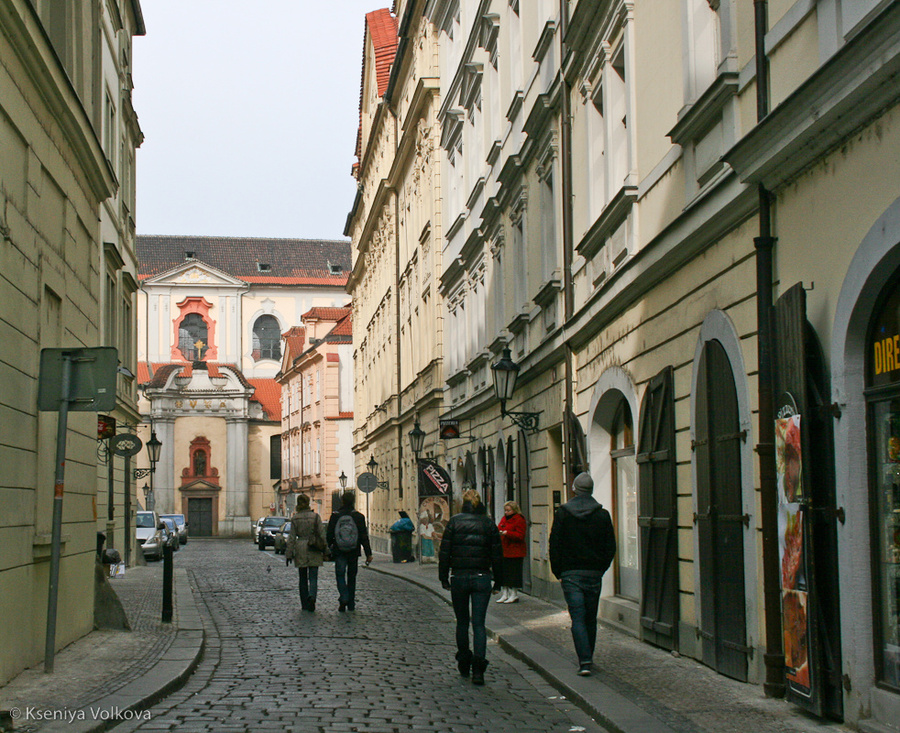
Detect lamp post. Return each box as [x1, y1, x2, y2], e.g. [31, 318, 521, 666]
[134, 430, 162, 511]
[491, 348, 540, 432]
[408, 419, 425, 505]
[339, 471, 348, 490]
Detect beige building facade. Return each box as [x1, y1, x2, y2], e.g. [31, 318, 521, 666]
[277, 308, 354, 518]
[353, 0, 900, 728]
[0, 0, 143, 685]
[346, 4, 446, 551]
[135, 235, 350, 537]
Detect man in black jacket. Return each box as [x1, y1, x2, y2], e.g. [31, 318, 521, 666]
[439, 489, 503, 685]
[326, 491, 373, 612]
[549, 472, 616, 676]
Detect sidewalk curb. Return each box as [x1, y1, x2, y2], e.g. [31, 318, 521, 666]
[368, 560, 677, 733]
[42, 568, 204, 733]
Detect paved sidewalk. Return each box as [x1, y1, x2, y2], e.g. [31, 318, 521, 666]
[366, 553, 854, 733]
[0, 562, 203, 733]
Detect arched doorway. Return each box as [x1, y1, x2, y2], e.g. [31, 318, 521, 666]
[695, 339, 748, 681]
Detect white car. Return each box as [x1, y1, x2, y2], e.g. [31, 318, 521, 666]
[252, 517, 264, 543]
[136, 510, 165, 561]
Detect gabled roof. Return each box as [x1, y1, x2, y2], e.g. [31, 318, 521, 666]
[137, 235, 351, 285]
[355, 9, 399, 163]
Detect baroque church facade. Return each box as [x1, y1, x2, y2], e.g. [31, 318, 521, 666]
[134, 235, 350, 536]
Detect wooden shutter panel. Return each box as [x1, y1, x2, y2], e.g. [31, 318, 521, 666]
[637, 366, 679, 651]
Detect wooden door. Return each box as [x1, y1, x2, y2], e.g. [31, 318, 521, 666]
[695, 339, 749, 681]
[637, 367, 679, 651]
[188, 497, 213, 537]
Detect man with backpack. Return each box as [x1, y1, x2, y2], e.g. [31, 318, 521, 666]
[326, 491, 373, 612]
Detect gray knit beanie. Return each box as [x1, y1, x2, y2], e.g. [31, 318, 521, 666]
[572, 472, 594, 494]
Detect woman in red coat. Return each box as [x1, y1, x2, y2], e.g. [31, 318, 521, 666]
[497, 501, 526, 603]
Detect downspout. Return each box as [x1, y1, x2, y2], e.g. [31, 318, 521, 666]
[560, 0, 576, 496]
[753, 0, 785, 698]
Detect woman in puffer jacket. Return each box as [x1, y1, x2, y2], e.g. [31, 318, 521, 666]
[438, 489, 503, 685]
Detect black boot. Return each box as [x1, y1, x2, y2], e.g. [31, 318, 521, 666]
[456, 649, 472, 677]
[471, 657, 488, 685]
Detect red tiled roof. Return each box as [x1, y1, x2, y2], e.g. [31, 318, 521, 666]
[355, 9, 399, 162]
[136, 235, 350, 284]
[301, 307, 352, 322]
[282, 326, 306, 361]
[139, 362, 253, 390]
[327, 353, 340, 362]
[330, 313, 352, 338]
[247, 378, 281, 422]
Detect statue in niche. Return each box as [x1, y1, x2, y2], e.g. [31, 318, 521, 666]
[193, 450, 207, 477]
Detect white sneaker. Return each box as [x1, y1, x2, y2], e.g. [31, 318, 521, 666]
[503, 589, 519, 603]
[496, 587, 510, 603]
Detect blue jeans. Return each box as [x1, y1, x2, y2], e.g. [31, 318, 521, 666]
[297, 566, 318, 608]
[560, 570, 604, 666]
[450, 574, 492, 659]
[333, 552, 359, 609]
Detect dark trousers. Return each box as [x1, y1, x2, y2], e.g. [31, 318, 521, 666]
[334, 552, 359, 609]
[297, 566, 318, 608]
[560, 570, 604, 666]
[450, 574, 492, 659]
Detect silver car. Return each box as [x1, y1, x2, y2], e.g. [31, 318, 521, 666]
[160, 513, 188, 544]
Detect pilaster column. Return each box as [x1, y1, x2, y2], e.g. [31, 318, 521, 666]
[154, 417, 176, 515]
[222, 417, 250, 536]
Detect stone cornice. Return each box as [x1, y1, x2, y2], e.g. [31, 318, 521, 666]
[723, 2, 900, 190]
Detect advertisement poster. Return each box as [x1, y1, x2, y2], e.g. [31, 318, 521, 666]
[776, 413, 812, 696]
[418, 459, 451, 563]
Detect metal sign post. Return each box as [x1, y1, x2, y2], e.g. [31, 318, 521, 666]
[38, 347, 117, 673]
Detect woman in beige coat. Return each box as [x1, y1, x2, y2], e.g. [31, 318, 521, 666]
[286, 494, 326, 612]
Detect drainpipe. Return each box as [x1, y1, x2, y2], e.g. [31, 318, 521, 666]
[753, 0, 785, 698]
[560, 0, 576, 496]
[394, 110, 404, 519]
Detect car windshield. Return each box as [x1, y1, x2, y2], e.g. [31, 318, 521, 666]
[262, 517, 286, 528]
[161, 514, 184, 524]
[136, 513, 155, 529]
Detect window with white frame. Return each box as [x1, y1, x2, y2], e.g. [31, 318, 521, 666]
[252, 315, 282, 361]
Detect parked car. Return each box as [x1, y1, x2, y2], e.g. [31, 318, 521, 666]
[257, 516, 288, 549]
[160, 517, 181, 552]
[160, 513, 188, 544]
[273, 521, 291, 555]
[252, 517, 264, 543]
[136, 510, 165, 561]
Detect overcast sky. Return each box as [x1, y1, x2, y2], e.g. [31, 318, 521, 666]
[133, 1, 384, 241]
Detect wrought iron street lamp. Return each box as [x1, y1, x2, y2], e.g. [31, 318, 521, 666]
[367, 455, 389, 489]
[134, 431, 162, 511]
[491, 348, 540, 432]
[339, 471, 348, 490]
[408, 420, 426, 459]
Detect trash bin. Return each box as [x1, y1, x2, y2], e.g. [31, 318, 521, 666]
[391, 530, 413, 563]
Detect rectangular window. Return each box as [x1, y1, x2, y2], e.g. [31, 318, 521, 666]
[105, 272, 116, 346]
[270, 434, 281, 480]
[104, 90, 116, 167]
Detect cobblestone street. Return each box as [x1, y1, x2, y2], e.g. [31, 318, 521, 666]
[112, 539, 603, 733]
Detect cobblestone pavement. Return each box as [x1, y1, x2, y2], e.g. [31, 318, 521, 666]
[112, 539, 605, 733]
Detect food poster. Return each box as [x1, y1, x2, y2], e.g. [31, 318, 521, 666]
[776, 413, 812, 696]
[418, 459, 452, 563]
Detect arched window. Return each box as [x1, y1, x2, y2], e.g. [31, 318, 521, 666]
[253, 315, 281, 361]
[178, 313, 208, 361]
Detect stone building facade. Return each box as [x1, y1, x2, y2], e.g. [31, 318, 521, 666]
[346, 4, 446, 551]
[276, 308, 354, 518]
[135, 235, 350, 536]
[346, 0, 900, 726]
[0, 0, 144, 685]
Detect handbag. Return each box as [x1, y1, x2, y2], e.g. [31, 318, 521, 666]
[308, 522, 326, 552]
